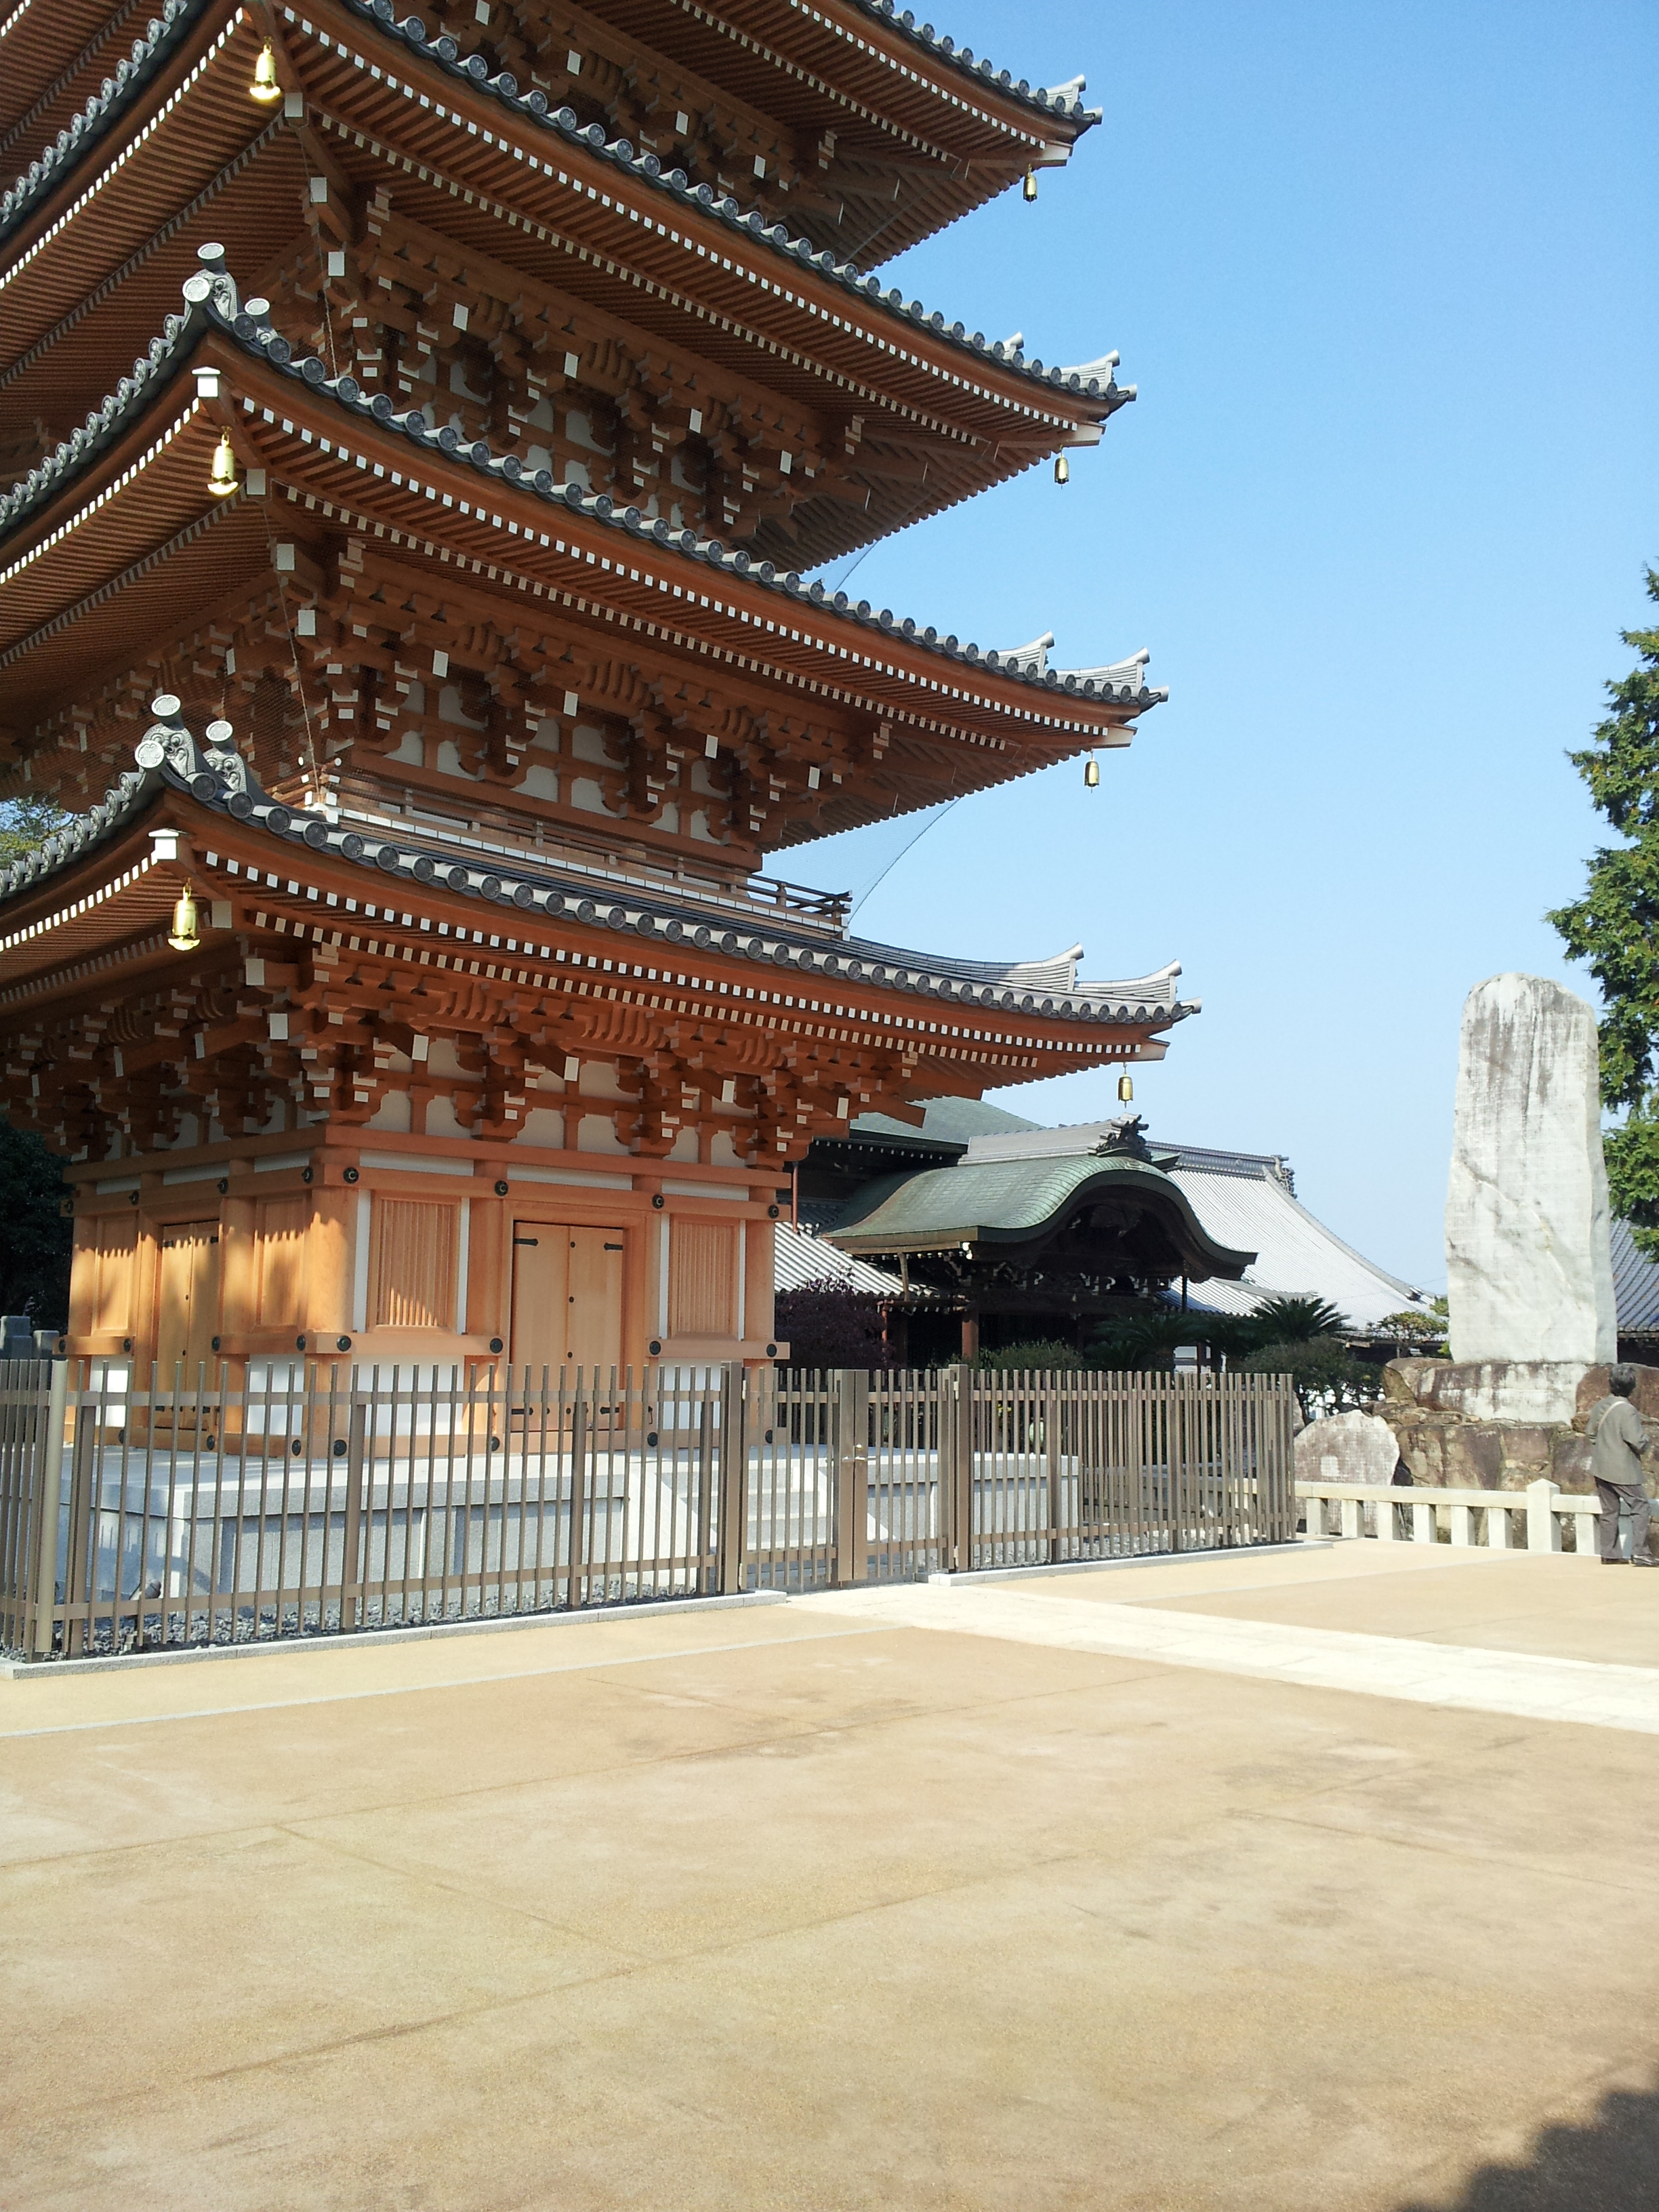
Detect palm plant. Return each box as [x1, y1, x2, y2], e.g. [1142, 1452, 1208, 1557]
[1247, 1296, 1349, 1342]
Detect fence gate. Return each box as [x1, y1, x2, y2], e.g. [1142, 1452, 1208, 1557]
[0, 1361, 1295, 1658]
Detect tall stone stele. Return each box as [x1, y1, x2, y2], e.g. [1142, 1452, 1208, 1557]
[1443, 975, 1617, 1420]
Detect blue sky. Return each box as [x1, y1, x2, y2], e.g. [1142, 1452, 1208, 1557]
[772, 0, 1658, 1294]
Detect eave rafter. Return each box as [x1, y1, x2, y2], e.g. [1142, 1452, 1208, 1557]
[1, 747, 1179, 1166]
[2, 306, 1157, 849]
[3, 0, 1128, 556]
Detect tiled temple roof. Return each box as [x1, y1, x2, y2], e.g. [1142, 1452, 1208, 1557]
[0, 708, 1197, 1033]
[827, 1147, 1254, 1273]
[840, 1, 1101, 127]
[1, 0, 201, 233]
[3, 1, 1130, 415]
[1, 266, 1168, 715]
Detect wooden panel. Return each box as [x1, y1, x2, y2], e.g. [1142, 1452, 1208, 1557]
[569, 1227, 626, 1375]
[371, 1199, 457, 1330]
[155, 1221, 221, 1378]
[510, 1222, 625, 1374]
[255, 1198, 309, 1326]
[669, 1219, 738, 1338]
[508, 1223, 567, 1374]
[87, 1216, 138, 1335]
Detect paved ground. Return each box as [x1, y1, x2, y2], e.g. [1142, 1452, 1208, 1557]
[3, 1542, 1657, 2211]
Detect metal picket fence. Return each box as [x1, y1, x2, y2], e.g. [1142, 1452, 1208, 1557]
[0, 1359, 1295, 1660]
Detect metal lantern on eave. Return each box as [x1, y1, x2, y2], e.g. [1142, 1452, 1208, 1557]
[207, 432, 241, 498]
[249, 42, 282, 103]
[167, 884, 201, 954]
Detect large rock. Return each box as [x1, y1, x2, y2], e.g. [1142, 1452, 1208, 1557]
[1445, 976, 1616, 1387]
[1382, 1357, 1449, 1404]
[1574, 1363, 1659, 1425]
[1410, 1358, 1589, 1425]
[1294, 1411, 1401, 1487]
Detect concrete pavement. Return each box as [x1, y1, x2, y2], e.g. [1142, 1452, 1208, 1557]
[3, 1542, 1656, 2210]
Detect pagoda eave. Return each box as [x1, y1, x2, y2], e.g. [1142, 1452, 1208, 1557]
[3, 300, 1159, 841]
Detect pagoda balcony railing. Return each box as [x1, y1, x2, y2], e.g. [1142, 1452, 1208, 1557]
[270, 769, 852, 935]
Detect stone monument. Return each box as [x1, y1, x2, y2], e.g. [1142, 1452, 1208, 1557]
[1441, 974, 1616, 1420]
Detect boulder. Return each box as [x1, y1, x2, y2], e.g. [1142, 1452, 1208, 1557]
[1409, 1358, 1587, 1425]
[1382, 1357, 1448, 1404]
[1441, 1422, 1506, 1490]
[1551, 1431, 1596, 1489]
[1574, 1363, 1659, 1426]
[1295, 1410, 1402, 1488]
[1445, 975, 1616, 1370]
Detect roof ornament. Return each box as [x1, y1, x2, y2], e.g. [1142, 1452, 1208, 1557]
[1094, 1118, 1182, 1170]
[990, 631, 1054, 678]
[134, 696, 207, 782]
[1095, 1115, 1151, 1160]
[201, 719, 251, 798]
[181, 242, 241, 322]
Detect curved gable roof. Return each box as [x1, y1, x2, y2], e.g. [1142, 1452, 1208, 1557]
[827, 1151, 1254, 1277]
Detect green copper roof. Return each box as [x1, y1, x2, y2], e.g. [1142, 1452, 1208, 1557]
[828, 1153, 1254, 1278]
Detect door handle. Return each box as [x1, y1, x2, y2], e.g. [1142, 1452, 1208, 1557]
[513, 1237, 539, 1246]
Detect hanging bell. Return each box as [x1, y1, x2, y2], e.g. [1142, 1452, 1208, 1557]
[1084, 754, 1100, 788]
[1023, 168, 1038, 203]
[207, 432, 241, 499]
[167, 884, 201, 954]
[249, 41, 282, 104]
[1117, 1073, 1134, 1104]
[1054, 452, 1069, 485]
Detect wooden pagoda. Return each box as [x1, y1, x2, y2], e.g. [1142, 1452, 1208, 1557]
[1, 0, 1193, 1381]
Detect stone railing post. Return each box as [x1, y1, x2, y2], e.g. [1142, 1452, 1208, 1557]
[1525, 1477, 1561, 1554]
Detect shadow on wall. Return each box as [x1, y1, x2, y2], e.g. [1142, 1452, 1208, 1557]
[1395, 2072, 1659, 2211]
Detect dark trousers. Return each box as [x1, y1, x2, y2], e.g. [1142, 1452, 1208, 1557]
[1595, 1479, 1653, 1561]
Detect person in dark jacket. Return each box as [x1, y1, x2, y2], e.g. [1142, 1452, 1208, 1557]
[1586, 1366, 1654, 1565]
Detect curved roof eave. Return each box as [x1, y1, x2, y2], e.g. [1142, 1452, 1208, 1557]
[0, 272, 1168, 719]
[3, 0, 1124, 422]
[840, 1, 1102, 132]
[0, 706, 1195, 1042]
[827, 1155, 1254, 1275]
[1, 0, 205, 238]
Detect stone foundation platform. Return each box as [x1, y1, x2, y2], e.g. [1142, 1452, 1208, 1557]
[1374, 1359, 1659, 1500]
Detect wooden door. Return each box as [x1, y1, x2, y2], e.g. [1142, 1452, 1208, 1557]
[510, 1223, 626, 1379]
[568, 1227, 626, 1376]
[155, 1221, 222, 1403]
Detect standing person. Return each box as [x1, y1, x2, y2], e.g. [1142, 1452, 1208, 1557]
[1586, 1366, 1654, 1566]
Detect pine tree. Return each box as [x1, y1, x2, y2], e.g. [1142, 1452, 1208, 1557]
[1549, 569, 1659, 1256]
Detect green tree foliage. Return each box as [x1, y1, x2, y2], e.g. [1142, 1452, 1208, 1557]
[975, 1340, 1084, 1372]
[1248, 1295, 1347, 1342]
[1376, 1307, 1448, 1343]
[1549, 569, 1659, 1256]
[1090, 1294, 1352, 1372]
[1240, 1337, 1382, 1420]
[0, 795, 66, 866]
[0, 1120, 70, 1328]
[1, 801, 75, 1326]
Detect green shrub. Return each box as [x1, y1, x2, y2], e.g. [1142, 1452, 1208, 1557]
[1241, 1337, 1382, 1420]
[975, 1340, 1085, 1372]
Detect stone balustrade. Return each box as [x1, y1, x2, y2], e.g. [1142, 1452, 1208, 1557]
[1298, 1478, 1601, 1557]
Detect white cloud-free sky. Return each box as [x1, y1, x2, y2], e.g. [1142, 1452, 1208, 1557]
[769, 0, 1658, 1292]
